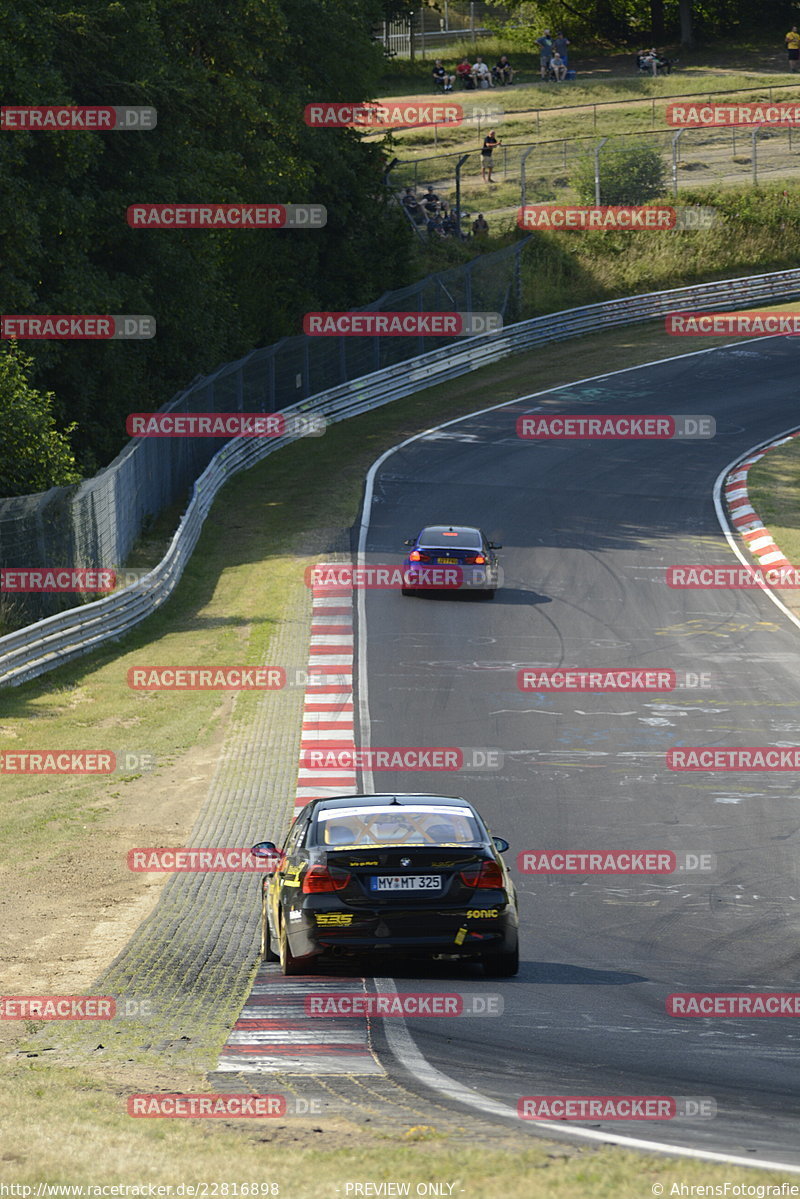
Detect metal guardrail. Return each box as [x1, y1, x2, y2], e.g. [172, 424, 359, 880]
[2, 266, 800, 688]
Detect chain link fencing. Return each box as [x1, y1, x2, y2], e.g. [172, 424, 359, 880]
[389, 123, 800, 229]
[0, 240, 528, 627]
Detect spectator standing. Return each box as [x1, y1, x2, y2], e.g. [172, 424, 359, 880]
[472, 213, 489, 236]
[554, 32, 570, 68]
[481, 129, 500, 182]
[536, 30, 553, 79]
[786, 26, 800, 72]
[472, 56, 492, 87]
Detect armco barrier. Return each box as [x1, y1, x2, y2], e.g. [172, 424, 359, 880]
[2, 267, 799, 687]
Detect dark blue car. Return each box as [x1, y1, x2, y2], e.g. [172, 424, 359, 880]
[402, 524, 502, 599]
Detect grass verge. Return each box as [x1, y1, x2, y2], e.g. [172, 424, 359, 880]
[1, 1060, 798, 1192]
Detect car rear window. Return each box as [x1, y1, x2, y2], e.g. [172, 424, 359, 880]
[419, 527, 482, 548]
[312, 805, 482, 847]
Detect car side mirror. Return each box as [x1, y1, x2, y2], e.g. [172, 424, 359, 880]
[251, 841, 282, 872]
[489, 542, 503, 549]
[404, 539, 415, 546]
[492, 836, 510, 853]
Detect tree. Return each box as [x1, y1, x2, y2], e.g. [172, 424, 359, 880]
[0, 0, 415, 475]
[0, 344, 80, 496]
[573, 144, 667, 204]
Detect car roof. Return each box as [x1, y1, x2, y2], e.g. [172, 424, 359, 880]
[418, 525, 484, 546]
[308, 792, 475, 814]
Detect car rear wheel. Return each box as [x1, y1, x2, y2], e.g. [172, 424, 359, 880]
[260, 894, 279, 962]
[401, 587, 416, 597]
[279, 916, 305, 976]
[482, 940, 519, 977]
[480, 588, 496, 601]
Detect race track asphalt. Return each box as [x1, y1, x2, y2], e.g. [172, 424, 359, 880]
[357, 338, 800, 1164]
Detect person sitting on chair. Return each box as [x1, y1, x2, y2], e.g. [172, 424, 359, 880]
[492, 55, 514, 85]
[432, 59, 455, 91]
[550, 51, 567, 80]
[472, 56, 493, 88]
[456, 57, 475, 88]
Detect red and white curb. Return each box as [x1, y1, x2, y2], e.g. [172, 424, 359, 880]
[216, 974, 381, 1075]
[216, 570, 379, 1074]
[296, 579, 358, 812]
[723, 432, 800, 570]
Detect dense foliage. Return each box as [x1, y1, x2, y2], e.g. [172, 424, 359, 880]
[485, 0, 786, 47]
[572, 145, 667, 204]
[0, 0, 414, 480]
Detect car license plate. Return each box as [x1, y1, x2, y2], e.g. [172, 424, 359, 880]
[370, 875, 441, 892]
[437, 557, 457, 565]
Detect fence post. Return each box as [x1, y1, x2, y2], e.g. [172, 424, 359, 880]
[454, 152, 469, 238]
[671, 128, 683, 199]
[520, 145, 535, 206]
[594, 137, 608, 206]
[752, 125, 760, 185]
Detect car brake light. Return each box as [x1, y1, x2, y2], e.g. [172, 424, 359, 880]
[459, 861, 504, 889]
[302, 865, 351, 893]
[409, 550, 431, 562]
[464, 554, 486, 565]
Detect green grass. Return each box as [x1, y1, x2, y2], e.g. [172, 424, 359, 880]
[744, 412, 800, 600]
[2, 1059, 798, 1194]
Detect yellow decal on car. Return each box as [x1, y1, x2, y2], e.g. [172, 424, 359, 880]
[281, 863, 305, 888]
[466, 908, 499, 919]
[315, 912, 353, 927]
[454, 926, 467, 946]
